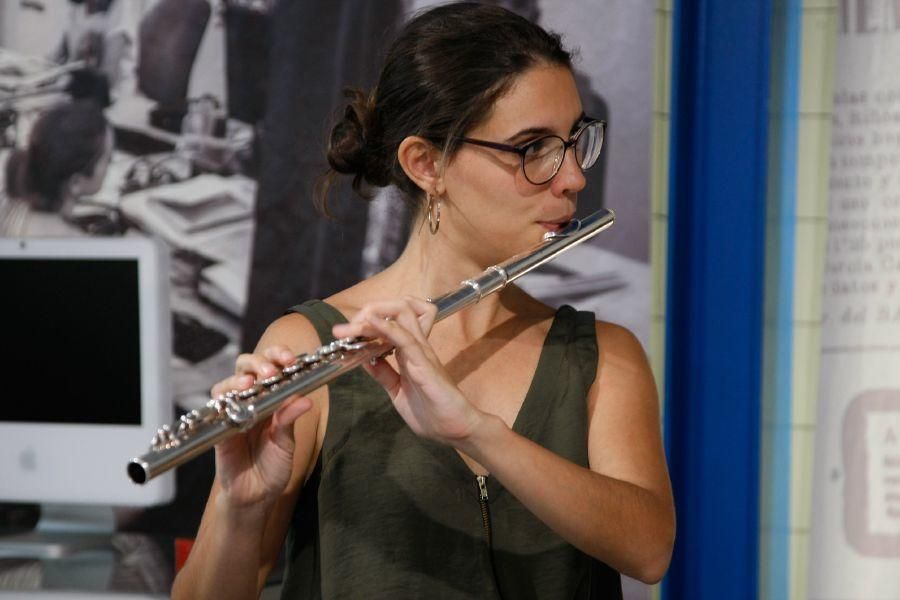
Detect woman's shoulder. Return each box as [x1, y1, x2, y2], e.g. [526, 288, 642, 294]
[594, 319, 639, 344]
[258, 308, 327, 354]
[262, 285, 367, 351]
[322, 288, 363, 323]
[593, 320, 651, 380]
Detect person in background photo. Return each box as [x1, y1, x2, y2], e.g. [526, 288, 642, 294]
[172, 3, 674, 599]
[1, 100, 114, 236]
[52, 0, 143, 105]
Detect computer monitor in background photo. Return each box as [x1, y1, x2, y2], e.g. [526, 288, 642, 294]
[0, 237, 174, 552]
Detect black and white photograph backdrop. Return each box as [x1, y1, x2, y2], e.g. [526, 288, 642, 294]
[0, 0, 653, 595]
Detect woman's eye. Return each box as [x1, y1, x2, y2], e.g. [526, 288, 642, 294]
[523, 138, 559, 161]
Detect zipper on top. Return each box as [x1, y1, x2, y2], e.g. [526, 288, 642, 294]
[476, 474, 492, 547]
[476, 474, 505, 598]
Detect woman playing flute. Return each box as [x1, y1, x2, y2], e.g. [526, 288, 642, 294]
[173, 3, 674, 598]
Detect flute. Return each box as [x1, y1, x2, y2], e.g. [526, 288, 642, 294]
[127, 208, 615, 484]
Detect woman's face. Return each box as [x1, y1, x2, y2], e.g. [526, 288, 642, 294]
[440, 64, 587, 263]
[74, 125, 114, 197]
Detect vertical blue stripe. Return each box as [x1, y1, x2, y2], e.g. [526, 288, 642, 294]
[663, 1, 771, 598]
[761, 0, 801, 598]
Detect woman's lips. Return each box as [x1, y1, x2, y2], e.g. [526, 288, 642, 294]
[538, 218, 573, 232]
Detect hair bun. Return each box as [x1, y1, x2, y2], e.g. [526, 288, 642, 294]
[327, 88, 389, 194]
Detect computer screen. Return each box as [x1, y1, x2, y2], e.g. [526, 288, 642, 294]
[0, 237, 174, 506]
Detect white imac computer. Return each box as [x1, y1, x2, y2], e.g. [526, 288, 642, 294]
[0, 236, 175, 556]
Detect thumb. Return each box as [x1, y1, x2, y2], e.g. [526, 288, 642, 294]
[267, 395, 313, 452]
[363, 355, 401, 398]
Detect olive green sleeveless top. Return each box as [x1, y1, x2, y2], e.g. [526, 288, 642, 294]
[280, 300, 622, 599]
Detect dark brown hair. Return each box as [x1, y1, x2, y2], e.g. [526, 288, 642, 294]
[322, 2, 572, 212]
[7, 101, 109, 212]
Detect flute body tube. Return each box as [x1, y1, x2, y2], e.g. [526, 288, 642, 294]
[128, 208, 615, 484]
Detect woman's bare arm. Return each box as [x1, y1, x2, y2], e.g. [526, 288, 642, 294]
[458, 322, 674, 583]
[171, 313, 328, 599]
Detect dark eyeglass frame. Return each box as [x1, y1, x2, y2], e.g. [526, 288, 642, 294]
[459, 118, 606, 185]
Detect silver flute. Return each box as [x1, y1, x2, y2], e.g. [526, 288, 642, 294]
[128, 208, 615, 484]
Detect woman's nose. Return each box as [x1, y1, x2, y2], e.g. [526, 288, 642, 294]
[551, 146, 587, 196]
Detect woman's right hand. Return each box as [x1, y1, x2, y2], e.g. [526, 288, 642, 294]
[209, 345, 314, 511]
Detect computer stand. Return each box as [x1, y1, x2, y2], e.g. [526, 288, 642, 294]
[0, 504, 116, 560]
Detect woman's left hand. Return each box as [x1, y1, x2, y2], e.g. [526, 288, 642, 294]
[332, 296, 484, 445]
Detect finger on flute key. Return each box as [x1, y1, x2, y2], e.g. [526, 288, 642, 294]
[364, 314, 428, 363]
[263, 345, 297, 366]
[211, 374, 255, 398]
[235, 353, 281, 379]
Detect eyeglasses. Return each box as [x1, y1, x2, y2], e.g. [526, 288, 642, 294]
[459, 118, 605, 185]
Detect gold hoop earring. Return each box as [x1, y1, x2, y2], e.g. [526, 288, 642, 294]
[426, 193, 441, 234]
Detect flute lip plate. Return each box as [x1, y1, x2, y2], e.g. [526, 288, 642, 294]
[543, 217, 581, 241]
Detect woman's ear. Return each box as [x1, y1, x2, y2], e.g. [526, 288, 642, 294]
[397, 135, 444, 195]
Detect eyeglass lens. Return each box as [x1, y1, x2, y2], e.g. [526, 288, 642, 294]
[523, 121, 604, 184]
[575, 122, 604, 170]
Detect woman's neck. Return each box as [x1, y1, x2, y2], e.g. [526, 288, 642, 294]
[381, 224, 484, 299]
[358, 217, 546, 342]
